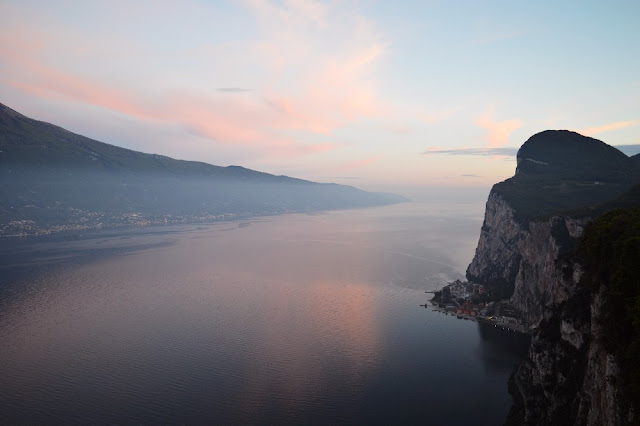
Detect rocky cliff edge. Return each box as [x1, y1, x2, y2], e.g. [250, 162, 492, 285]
[465, 130, 638, 424]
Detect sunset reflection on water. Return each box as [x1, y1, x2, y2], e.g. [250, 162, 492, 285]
[0, 203, 528, 425]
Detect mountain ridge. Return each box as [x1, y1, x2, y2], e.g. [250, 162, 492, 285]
[0, 102, 311, 183]
[0, 102, 406, 237]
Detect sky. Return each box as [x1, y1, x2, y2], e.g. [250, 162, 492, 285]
[1, 0, 639, 195]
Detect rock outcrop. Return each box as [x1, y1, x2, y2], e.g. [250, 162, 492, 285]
[466, 130, 639, 424]
[466, 192, 523, 297]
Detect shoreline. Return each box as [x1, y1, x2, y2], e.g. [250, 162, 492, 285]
[427, 302, 530, 334]
[426, 280, 530, 334]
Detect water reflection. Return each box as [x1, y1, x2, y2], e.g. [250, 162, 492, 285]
[0, 202, 528, 424]
[234, 282, 382, 421]
[476, 321, 531, 374]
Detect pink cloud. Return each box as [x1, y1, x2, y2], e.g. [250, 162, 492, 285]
[5, 68, 328, 157]
[579, 120, 638, 136]
[0, 35, 337, 157]
[241, 0, 388, 128]
[476, 106, 522, 148]
[0, 0, 389, 162]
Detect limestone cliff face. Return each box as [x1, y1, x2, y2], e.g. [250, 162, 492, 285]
[509, 277, 631, 425]
[467, 188, 588, 327]
[468, 188, 634, 424]
[510, 216, 588, 326]
[466, 192, 523, 291]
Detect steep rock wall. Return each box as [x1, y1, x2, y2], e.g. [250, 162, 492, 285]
[468, 188, 634, 424]
[466, 192, 524, 293]
[510, 217, 588, 326]
[509, 281, 631, 425]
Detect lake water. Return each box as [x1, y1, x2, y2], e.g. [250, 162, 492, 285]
[0, 202, 529, 424]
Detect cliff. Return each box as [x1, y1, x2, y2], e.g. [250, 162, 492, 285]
[468, 192, 589, 324]
[507, 208, 640, 425]
[466, 131, 639, 424]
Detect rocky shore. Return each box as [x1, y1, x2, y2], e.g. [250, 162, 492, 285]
[428, 279, 529, 334]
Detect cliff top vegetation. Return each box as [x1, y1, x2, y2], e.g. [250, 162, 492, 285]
[493, 130, 640, 223]
[579, 208, 640, 410]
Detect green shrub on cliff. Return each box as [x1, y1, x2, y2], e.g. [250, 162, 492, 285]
[579, 208, 640, 408]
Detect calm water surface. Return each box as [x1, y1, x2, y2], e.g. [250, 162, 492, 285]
[0, 202, 529, 424]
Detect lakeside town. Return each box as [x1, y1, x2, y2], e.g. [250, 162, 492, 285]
[0, 208, 289, 238]
[426, 279, 529, 334]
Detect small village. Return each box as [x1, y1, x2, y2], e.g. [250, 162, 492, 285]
[1, 210, 262, 237]
[427, 279, 529, 334]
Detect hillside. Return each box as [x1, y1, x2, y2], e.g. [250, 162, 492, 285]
[0, 103, 406, 236]
[0, 103, 308, 182]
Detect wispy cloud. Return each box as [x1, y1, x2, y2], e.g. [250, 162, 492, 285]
[238, 0, 389, 130]
[422, 106, 521, 159]
[476, 106, 522, 148]
[424, 144, 640, 158]
[0, 0, 388, 160]
[579, 120, 639, 136]
[423, 147, 518, 157]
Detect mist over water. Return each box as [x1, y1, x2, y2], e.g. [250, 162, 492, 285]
[0, 202, 529, 424]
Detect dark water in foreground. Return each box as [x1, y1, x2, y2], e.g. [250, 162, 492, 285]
[0, 203, 529, 424]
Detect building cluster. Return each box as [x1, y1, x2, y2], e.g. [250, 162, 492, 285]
[430, 279, 528, 333]
[448, 279, 487, 301]
[456, 300, 485, 317]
